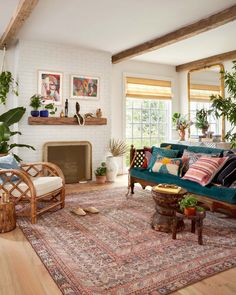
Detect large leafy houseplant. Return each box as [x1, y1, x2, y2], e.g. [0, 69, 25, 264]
[0, 107, 35, 161]
[0, 71, 18, 104]
[210, 61, 236, 147]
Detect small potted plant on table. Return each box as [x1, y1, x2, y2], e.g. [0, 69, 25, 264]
[179, 194, 198, 216]
[94, 162, 106, 184]
[30, 94, 42, 117]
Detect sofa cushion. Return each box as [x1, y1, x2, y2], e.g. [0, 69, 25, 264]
[151, 157, 184, 176]
[130, 167, 236, 204]
[182, 157, 228, 186]
[148, 147, 179, 169]
[4, 176, 63, 198]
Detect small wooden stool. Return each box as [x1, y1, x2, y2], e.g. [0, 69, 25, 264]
[172, 211, 206, 245]
[0, 201, 16, 233]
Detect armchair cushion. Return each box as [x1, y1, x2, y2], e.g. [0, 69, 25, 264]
[7, 176, 63, 198]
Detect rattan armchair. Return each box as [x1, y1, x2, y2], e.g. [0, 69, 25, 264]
[0, 162, 65, 224]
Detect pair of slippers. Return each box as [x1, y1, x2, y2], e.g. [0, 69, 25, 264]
[71, 206, 99, 216]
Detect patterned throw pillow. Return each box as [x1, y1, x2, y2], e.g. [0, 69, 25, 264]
[0, 154, 21, 183]
[148, 147, 179, 169]
[182, 157, 228, 186]
[150, 157, 185, 177]
[214, 155, 236, 187]
[142, 147, 153, 168]
[182, 149, 220, 173]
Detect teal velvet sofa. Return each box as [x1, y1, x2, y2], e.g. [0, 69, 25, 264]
[129, 143, 236, 216]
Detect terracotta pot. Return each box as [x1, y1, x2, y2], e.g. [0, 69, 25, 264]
[184, 207, 196, 216]
[96, 175, 106, 184]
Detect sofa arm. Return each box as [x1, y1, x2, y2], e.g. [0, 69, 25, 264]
[21, 162, 65, 184]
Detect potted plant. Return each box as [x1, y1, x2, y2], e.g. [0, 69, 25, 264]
[195, 109, 209, 136]
[29, 94, 42, 117]
[172, 112, 192, 141]
[40, 102, 57, 117]
[0, 107, 35, 161]
[179, 194, 198, 216]
[210, 60, 236, 147]
[94, 162, 106, 184]
[106, 139, 128, 182]
[0, 71, 18, 105]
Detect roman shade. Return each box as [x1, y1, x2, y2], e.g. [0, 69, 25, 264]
[190, 83, 220, 102]
[126, 77, 172, 100]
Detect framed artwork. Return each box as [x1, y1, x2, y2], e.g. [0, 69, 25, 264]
[70, 75, 99, 100]
[38, 70, 63, 105]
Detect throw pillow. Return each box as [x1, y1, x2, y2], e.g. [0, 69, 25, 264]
[182, 149, 220, 173]
[182, 157, 228, 186]
[0, 154, 21, 183]
[151, 157, 186, 177]
[142, 147, 153, 168]
[148, 147, 179, 169]
[214, 155, 236, 187]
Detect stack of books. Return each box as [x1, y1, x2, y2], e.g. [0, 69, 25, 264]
[153, 184, 182, 194]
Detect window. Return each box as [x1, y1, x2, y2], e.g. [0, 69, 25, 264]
[125, 77, 172, 164]
[189, 83, 221, 136]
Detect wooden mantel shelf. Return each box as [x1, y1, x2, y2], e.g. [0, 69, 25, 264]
[28, 117, 107, 125]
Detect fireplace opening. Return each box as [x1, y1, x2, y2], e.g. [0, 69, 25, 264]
[43, 141, 92, 184]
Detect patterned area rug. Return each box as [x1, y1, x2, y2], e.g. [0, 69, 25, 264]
[18, 187, 236, 295]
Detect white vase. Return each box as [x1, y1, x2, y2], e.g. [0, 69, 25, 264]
[106, 156, 119, 182]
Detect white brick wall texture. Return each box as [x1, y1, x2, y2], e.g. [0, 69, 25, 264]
[16, 40, 112, 173]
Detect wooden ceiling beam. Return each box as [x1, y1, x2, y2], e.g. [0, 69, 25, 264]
[0, 0, 39, 49]
[112, 5, 236, 64]
[176, 50, 236, 72]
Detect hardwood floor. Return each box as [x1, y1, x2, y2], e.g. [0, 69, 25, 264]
[0, 175, 235, 295]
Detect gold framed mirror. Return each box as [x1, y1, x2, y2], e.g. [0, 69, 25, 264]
[187, 64, 225, 141]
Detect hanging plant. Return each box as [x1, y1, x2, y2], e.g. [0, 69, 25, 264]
[0, 71, 18, 104]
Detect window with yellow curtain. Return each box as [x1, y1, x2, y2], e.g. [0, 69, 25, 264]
[189, 83, 221, 136]
[125, 77, 172, 159]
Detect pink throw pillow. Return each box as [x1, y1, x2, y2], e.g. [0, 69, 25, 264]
[182, 157, 228, 186]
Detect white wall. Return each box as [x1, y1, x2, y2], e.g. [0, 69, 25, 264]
[112, 60, 180, 140]
[14, 40, 112, 173]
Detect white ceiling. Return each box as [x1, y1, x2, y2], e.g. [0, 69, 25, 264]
[1, 0, 236, 65]
[0, 0, 20, 36]
[134, 21, 236, 65]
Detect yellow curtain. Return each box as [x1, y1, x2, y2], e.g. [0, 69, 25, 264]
[126, 77, 172, 100]
[190, 83, 220, 102]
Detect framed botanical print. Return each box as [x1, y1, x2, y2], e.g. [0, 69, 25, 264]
[38, 70, 63, 105]
[70, 75, 99, 100]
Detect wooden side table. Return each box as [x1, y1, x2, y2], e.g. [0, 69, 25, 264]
[172, 211, 206, 245]
[0, 201, 16, 233]
[151, 186, 187, 233]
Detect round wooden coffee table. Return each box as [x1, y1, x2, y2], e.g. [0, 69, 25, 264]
[151, 185, 187, 233]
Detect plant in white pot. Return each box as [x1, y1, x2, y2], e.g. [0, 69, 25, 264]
[106, 139, 127, 182]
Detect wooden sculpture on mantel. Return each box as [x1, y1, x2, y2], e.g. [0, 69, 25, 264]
[74, 102, 98, 125]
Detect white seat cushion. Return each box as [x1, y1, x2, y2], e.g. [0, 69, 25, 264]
[3, 176, 63, 198]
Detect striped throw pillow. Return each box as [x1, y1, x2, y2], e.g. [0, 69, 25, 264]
[182, 157, 228, 186]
